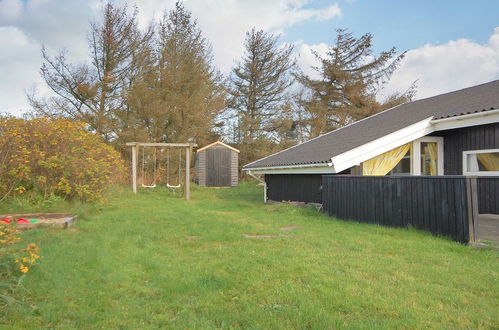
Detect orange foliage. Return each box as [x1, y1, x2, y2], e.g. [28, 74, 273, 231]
[0, 117, 124, 202]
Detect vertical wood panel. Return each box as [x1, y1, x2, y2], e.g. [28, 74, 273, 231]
[321, 175, 472, 243]
[436, 122, 498, 213]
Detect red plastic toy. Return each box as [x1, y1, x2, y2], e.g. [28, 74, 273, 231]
[1, 216, 11, 224]
[17, 218, 30, 224]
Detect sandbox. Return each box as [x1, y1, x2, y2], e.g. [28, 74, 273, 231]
[0, 213, 77, 230]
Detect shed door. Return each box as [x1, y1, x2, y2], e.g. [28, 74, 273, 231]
[206, 147, 231, 186]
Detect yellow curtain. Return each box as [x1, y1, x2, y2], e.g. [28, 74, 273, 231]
[427, 143, 438, 175]
[362, 143, 411, 176]
[477, 153, 499, 171]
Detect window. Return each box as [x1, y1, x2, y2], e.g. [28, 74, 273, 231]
[411, 137, 444, 175]
[388, 150, 411, 175]
[463, 149, 499, 176]
[420, 142, 438, 175]
[364, 136, 444, 176]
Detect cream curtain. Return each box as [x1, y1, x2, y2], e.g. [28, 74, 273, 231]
[477, 153, 499, 171]
[426, 143, 438, 175]
[362, 143, 411, 176]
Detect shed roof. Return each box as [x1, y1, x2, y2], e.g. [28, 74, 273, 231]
[243, 79, 499, 170]
[197, 141, 240, 153]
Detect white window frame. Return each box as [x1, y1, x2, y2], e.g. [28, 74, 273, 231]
[410, 136, 444, 175]
[462, 148, 499, 176]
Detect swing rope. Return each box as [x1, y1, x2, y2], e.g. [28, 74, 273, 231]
[141, 146, 157, 188]
[166, 148, 182, 189]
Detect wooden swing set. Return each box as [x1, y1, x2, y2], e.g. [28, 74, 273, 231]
[126, 142, 197, 200]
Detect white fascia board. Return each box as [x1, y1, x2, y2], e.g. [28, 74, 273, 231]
[245, 165, 335, 175]
[431, 109, 499, 131]
[330, 117, 434, 173]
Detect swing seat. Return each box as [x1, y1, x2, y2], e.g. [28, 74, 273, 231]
[166, 183, 180, 189]
[141, 183, 157, 188]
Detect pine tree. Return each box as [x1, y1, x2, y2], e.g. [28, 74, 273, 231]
[297, 29, 415, 137]
[127, 2, 225, 145]
[29, 4, 153, 142]
[228, 28, 296, 164]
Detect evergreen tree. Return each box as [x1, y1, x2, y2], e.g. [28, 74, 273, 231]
[126, 2, 225, 145]
[228, 28, 296, 164]
[296, 29, 415, 137]
[29, 4, 153, 142]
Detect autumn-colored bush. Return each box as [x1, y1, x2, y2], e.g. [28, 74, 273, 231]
[0, 117, 124, 202]
[0, 224, 40, 306]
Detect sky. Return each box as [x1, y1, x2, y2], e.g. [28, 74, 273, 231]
[0, 0, 498, 116]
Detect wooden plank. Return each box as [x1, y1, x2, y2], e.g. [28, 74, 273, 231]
[455, 178, 466, 242]
[428, 178, 436, 234]
[185, 147, 191, 201]
[417, 178, 425, 230]
[447, 178, 458, 241]
[441, 178, 450, 237]
[436, 178, 443, 235]
[394, 178, 402, 227]
[131, 144, 137, 194]
[466, 177, 480, 243]
[126, 142, 197, 147]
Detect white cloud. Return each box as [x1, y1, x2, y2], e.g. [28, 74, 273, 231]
[0, 0, 22, 24]
[125, 0, 342, 72]
[295, 41, 329, 78]
[0, 26, 46, 114]
[384, 27, 499, 99]
[0, 0, 343, 114]
[296, 27, 499, 100]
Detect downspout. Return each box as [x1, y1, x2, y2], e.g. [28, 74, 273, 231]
[247, 170, 267, 203]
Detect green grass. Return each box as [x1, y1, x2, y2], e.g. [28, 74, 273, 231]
[1, 183, 498, 329]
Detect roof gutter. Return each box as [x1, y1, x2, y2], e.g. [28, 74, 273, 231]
[431, 108, 499, 132]
[243, 161, 333, 172]
[430, 108, 499, 123]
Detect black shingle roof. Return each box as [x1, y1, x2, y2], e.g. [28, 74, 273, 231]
[243, 79, 499, 169]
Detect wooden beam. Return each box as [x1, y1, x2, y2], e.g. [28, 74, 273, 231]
[185, 147, 191, 201]
[466, 176, 479, 243]
[131, 144, 137, 194]
[126, 142, 197, 148]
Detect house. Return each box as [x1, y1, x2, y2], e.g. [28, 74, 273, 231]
[195, 141, 239, 187]
[243, 80, 499, 215]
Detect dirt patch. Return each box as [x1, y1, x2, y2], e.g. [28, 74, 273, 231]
[280, 225, 302, 231]
[186, 235, 200, 241]
[243, 234, 280, 239]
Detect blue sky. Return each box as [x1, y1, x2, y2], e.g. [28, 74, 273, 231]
[0, 0, 498, 115]
[285, 0, 499, 52]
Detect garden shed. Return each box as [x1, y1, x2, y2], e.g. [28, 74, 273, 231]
[195, 141, 239, 187]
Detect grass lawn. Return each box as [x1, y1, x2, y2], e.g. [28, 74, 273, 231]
[1, 183, 498, 328]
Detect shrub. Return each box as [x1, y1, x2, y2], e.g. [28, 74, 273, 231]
[0, 117, 124, 202]
[0, 224, 40, 306]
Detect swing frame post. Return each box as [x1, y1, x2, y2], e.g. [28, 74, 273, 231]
[185, 146, 190, 201]
[131, 144, 138, 193]
[126, 142, 197, 201]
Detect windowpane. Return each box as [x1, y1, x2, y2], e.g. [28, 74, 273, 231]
[388, 150, 410, 175]
[477, 152, 499, 171]
[421, 142, 438, 175]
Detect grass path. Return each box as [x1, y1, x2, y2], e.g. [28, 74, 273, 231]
[1, 183, 498, 328]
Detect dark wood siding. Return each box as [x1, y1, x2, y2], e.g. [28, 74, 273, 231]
[195, 151, 207, 186]
[265, 174, 323, 203]
[477, 177, 499, 214]
[434, 122, 499, 175]
[196, 144, 238, 187]
[206, 146, 231, 186]
[230, 151, 238, 186]
[434, 122, 499, 213]
[322, 175, 472, 243]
